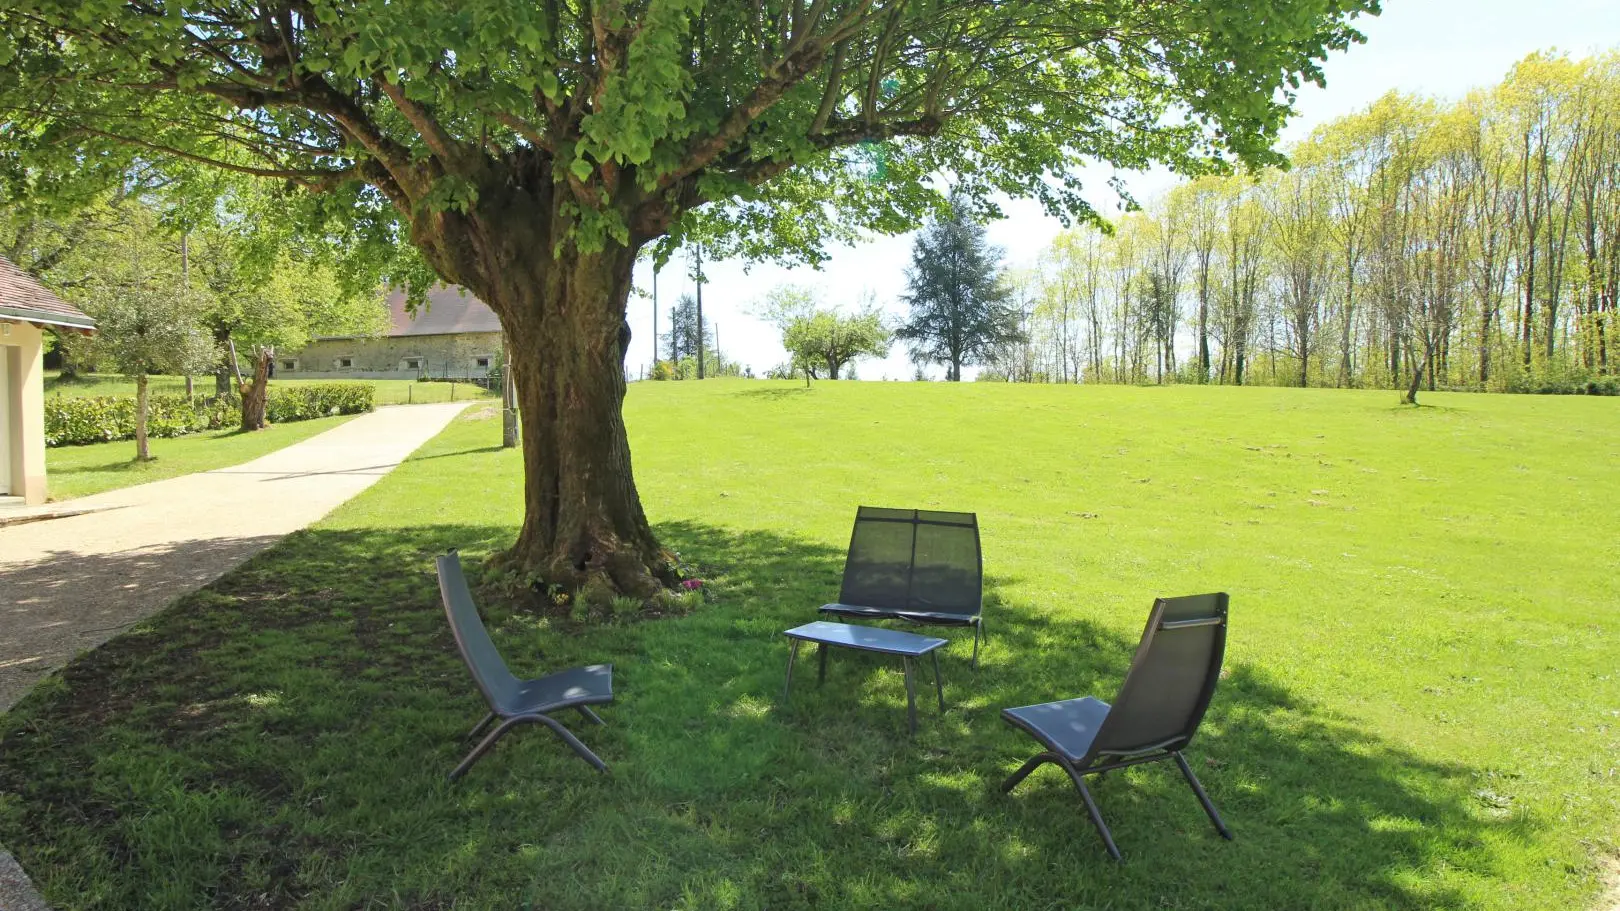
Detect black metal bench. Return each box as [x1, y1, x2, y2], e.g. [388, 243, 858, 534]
[818, 506, 986, 666]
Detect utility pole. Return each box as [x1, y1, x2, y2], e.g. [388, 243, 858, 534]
[713, 323, 720, 375]
[651, 265, 659, 373]
[695, 246, 706, 379]
[502, 339, 517, 448]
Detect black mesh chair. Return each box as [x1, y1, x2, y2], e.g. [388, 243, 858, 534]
[436, 552, 613, 780]
[1000, 593, 1232, 860]
[818, 507, 986, 666]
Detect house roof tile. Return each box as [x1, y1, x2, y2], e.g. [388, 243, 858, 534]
[383, 286, 501, 336]
[0, 255, 96, 331]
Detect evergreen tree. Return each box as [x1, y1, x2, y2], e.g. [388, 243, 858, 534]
[661, 294, 715, 369]
[897, 199, 1026, 381]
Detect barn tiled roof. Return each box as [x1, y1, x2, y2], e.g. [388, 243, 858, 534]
[0, 255, 95, 331]
[383, 285, 502, 337]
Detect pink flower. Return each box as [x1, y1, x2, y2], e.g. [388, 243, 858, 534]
[681, 579, 703, 591]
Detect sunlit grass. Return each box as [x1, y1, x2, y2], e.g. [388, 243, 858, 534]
[2, 380, 1616, 910]
[43, 414, 357, 500]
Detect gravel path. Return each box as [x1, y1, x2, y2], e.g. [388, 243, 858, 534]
[0, 402, 469, 712]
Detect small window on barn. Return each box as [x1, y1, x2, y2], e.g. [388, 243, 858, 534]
[280, 358, 298, 372]
[474, 356, 492, 369]
[334, 357, 354, 369]
[402, 357, 424, 371]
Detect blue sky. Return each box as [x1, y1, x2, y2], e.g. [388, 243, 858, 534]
[627, 0, 1620, 380]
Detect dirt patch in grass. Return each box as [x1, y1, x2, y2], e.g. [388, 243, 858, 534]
[1597, 850, 1620, 911]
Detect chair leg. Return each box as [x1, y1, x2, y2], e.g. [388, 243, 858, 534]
[903, 657, 918, 735]
[971, 622, 981, 669]
[1001, 752, 1055, 793]
[577, 705, 605, 726]
[449, 715, 609, 781]
[466, 711, 496, 740]
[931, 650, 945, 713]
[1173, 752, 1233, 840]
[818, 641, 829, 683]
[533, 714, 609, 773]
[1059, 760, 1122, 861]
[782, 639, 802, 704]
[450, 717, 523, 781]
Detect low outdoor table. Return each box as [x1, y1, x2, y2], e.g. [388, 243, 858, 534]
[781, 620, 948, 734]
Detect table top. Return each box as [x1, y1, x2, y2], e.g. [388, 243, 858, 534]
[784, 621, 948, 656]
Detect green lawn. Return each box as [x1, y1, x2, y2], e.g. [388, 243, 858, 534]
[2, 381, 1616, 910]
[44, 372, 498, 405]
[43, 414, 359, 501]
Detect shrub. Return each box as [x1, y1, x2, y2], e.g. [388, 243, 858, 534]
[45, 383, 374, 447]
[265, 383, 374, 422]
[44, 394, 234, 446]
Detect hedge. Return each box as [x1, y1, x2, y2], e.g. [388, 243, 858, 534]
[264, 383, 375, 423]
[45, 383, 375, 447]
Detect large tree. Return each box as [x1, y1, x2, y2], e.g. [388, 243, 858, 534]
[897, 198, 1023, 380]
[0, 0, 1378, 595]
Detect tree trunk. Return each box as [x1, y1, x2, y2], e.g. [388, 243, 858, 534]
[455, 234, 671, 598]
[1403, 356, 1426, 405]
[240, 350, 270, 431]
[134, 372, 150, 461]
[214, 327, 236, 396]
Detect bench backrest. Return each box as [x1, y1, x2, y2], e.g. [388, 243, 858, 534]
[838, 506, 982, 618]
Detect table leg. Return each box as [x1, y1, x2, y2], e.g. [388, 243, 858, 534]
[818, 641, 829, 683]
[903, 656, 918, 735]
[783, 639, 801, 704]
[931, 650, 945, 713]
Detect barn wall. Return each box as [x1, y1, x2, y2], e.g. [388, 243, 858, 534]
[281, 332, 502, 380]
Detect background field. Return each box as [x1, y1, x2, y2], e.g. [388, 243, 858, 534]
[2, 381, 1616, 910]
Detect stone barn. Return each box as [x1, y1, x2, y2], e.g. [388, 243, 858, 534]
[282, 285, 502, 381]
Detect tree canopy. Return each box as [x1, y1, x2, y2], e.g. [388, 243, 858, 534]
[760, 285, 889, 380]
[0, 0, 1379, 273]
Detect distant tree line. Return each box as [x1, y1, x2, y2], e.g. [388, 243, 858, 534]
[986, 50, 1620, 399]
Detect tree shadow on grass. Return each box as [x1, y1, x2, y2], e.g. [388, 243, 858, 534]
[0, 520, 1536, 910]
[731, 386, 812, 400]
[47, 457, 157, 476]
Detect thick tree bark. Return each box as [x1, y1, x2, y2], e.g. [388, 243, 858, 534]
[134, 373, 150, 461]
[214, 327, 235, 396]
[425, 195, 671, 597]
[240, 350, 270, 431]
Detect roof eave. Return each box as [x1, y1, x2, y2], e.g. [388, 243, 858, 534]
[0, 307, 97, 332]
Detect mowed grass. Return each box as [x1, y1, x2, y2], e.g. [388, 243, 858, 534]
[45, 372, 498, 405]
[1, 381, 1617, 910]
[42, 414, 358, 501]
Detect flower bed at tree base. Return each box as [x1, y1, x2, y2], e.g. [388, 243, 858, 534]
[45, 383, 375, 447]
